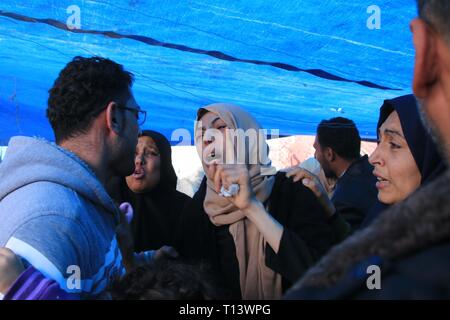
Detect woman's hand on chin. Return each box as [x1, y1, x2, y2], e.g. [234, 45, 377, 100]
[213, 164, 259, 212]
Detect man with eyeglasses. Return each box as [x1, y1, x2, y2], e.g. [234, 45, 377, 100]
[117, 105, 147, 127]
[0, 56, 149, 299]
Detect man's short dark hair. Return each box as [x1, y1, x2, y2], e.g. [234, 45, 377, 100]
[317, 117, 361, 160]
[417, 0, 450, 43]
[110, 257, 229, 300]
[47, 56, 134, 143]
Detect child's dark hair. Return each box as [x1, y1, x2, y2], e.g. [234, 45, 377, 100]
[110, 257, 229, 300]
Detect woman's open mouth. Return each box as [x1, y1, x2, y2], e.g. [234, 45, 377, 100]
[374, 171, 390, 189]
[132, 168, 145, 179]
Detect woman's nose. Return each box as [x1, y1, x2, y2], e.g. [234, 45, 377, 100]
[135, 154, 145, 165]
[369, 145, 384, 167]
[203, 137, 214, 146]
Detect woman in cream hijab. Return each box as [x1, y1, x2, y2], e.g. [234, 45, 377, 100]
[175, 103, 334, 300]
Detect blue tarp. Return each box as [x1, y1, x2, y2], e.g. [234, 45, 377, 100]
[0, 1, 417, 144]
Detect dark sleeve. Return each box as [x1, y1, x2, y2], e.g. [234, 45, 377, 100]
[173, 177, 212, 260]
[265, 173, 335, 284]
[328, 212, 353, 244]
[167, 190, 192, 246]
[333, 199, 365, 230]
[173, 196, 202, 259]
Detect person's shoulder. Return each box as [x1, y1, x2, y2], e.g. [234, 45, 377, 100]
[393, 241, 450, 282]
[349, 243, 450, 299]
[170, 188, 193, 213]
[174, 188, 192, 201]
[10, 181, 86, 207]
[336, 159, 377, 194]
[344, 156, 375, 180]
[0, 180, 93, 227]
[360, 242, 450, 299]
[273, 171, 312, 193]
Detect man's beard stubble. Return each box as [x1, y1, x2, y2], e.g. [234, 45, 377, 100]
[416, 97, 450, 167]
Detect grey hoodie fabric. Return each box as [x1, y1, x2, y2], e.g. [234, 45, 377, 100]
[0, 136, 125, 299]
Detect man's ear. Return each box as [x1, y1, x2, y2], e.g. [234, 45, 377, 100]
[105, 101, 122, 135]
[411, 18, 438, 98]
[325, 147, 335, 162]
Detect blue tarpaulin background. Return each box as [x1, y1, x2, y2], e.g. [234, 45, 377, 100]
[0, 1, 416, 145]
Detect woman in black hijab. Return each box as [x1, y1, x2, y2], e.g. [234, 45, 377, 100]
[284, 95, 448, 300]
[112, 130, 191, 252]
[361, 94, 446, 226]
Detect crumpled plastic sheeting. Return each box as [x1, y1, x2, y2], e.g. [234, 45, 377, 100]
[0, 0, 416, 144]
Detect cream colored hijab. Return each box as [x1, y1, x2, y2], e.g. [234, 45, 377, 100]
[194, 103, 282, 300]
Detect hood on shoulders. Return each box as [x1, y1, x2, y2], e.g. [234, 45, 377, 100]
[0, 136, 118, 215]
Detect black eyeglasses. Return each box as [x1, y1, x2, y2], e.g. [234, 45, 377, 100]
[118, 106, 147, 126]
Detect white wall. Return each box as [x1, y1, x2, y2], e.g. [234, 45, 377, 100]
[171, 145, 204, 197]
[0, 146, 7, 162]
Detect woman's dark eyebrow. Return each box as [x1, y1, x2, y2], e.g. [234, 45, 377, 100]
[201, 117, 221, 131]
[142, 145, 159, 154]
[211, 117, 221, 126]
[383, 128, 405, 140]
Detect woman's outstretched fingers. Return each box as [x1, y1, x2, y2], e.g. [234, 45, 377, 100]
[211, 163, 223, 193]
[285, 167, 324, 198]
[286, 167, 312, 183]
